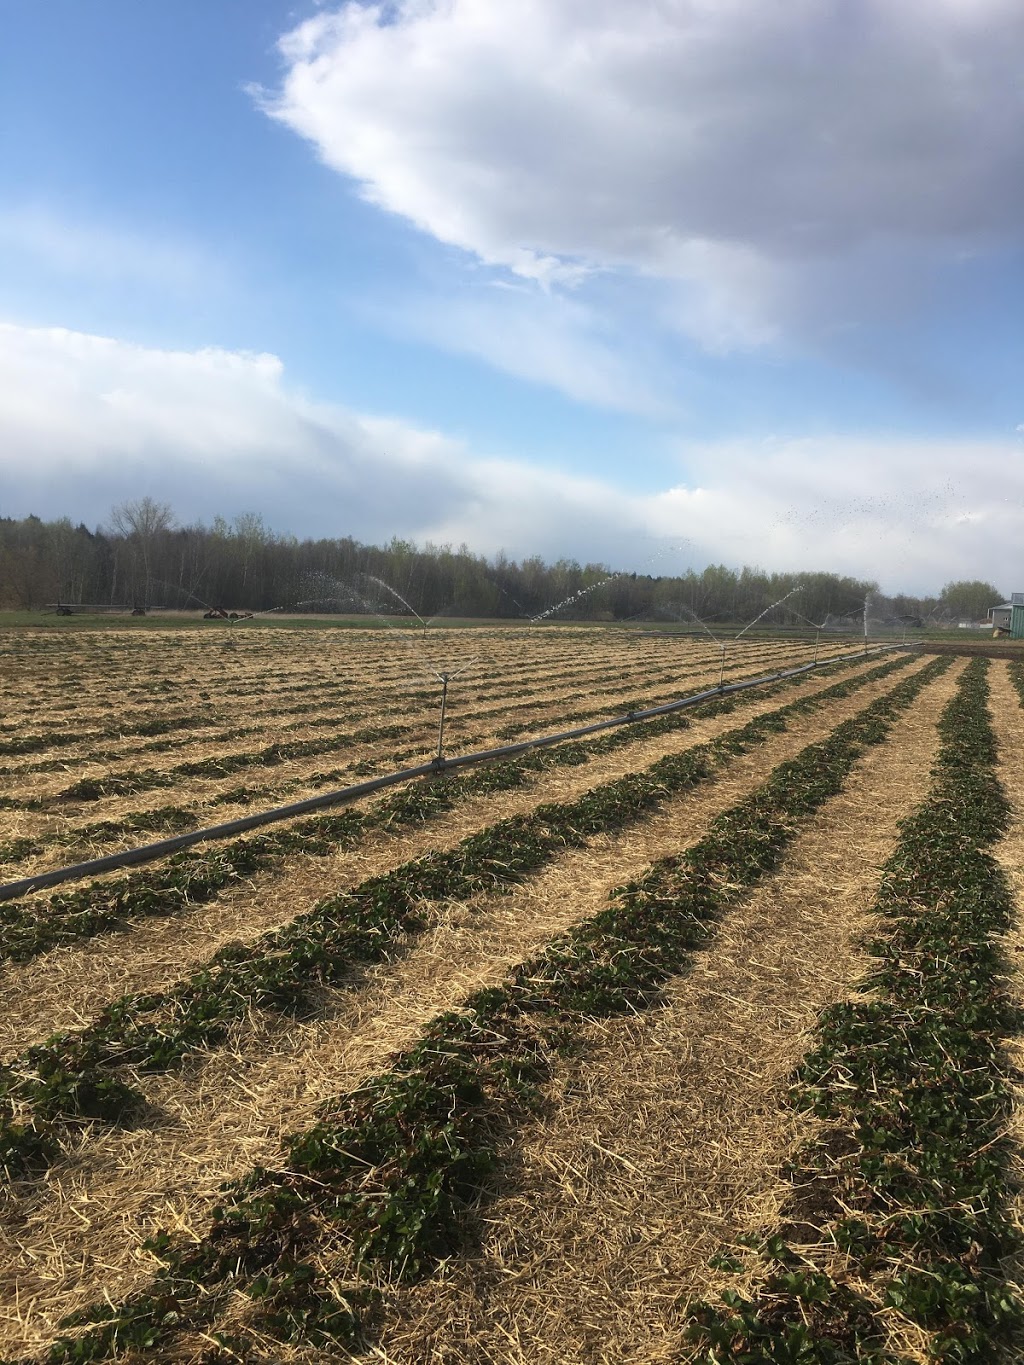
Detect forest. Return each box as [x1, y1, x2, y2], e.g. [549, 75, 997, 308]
[0, 502, 1003, 626]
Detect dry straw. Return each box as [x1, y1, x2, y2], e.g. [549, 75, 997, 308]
[985, 662, 1024, 1362]
[2, 651, 919, 1056]
[0, 634, 848, 828]
[0, 655, 938, 1357]
[373, 663, 964, 1365]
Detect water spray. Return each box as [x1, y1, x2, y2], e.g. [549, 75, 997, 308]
[493, 581, 527, 616]
[148, 577, 223, 618]
[361, 574, 431, 634]
[733, 587, 800, 642]
[529, 571, 622, 624]
[778, 602, 831, 664]
[659, 601, 721, 646]
[148, 577, 276, 628]
[299, 576, 448, 687]
[528, 541, 690, 626]
[654, 600, 727, 688]
[317, 570, 482, 758]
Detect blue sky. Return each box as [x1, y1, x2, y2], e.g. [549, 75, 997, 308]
[2, 0, 1023, 592]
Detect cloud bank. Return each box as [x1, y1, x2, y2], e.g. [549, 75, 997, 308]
[2, 320, 1022, 594]
[266, 0, 1024, 348]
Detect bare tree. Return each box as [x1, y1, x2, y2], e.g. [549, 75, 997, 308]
[233, 511, 269, 593]
[108, 498, 175, 609]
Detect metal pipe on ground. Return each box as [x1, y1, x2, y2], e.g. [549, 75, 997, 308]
[0, 644, 911, 904]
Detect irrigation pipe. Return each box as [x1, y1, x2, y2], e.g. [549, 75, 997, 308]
[0, 643, 912, 903]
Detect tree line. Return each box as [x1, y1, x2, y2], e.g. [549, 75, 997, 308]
[0, 501, 1005, 627]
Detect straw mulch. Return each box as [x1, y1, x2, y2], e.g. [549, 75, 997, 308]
[339, 662, 963, 1365]
[0, 652, 924, 1057]
[0, 651, 670, 843]
[0, 648, 686, 865]
[0, 661, 934, 1356]
[986, 662, 1024, 1357]
[0, 648, 743, 819]
[0, 634, 851, 840]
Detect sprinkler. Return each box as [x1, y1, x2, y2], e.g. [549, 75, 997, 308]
[435, 672, 450, 764]
[432, 658, 477, 765]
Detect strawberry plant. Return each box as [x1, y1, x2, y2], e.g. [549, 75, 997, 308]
[31, 659, 947, 1361]
[0, 656, 925, 1183]
[686, 659, 1023, 1363]
[0, 651, 904, 962]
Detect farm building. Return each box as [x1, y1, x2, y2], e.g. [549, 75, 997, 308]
[989, 592, 1024, 636]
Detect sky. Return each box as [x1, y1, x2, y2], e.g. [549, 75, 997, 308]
[1, 0, 1023, 594]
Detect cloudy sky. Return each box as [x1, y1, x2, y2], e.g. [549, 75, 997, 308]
[2, 0, 1022, 592]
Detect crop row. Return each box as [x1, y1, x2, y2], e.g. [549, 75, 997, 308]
[25, 658, 951, 1361]
[0, 645, 417, 719]
[4, 627, 835, 748]
[0, 655, 924, 1185]
[0, 647, 661, 772]
[1009, 657, 1024, 710]
[0, 645, 836, 864]
[0, 652, 909, 966]
[687, 658, 1022, 1362]
[0, 656, 714, 791]
[0, 711, 228, 758]
[0, 651, 742, 795]
[0, 634, 678, 737]
[0, 633, 724, 731]
[3, 632, 799, 721]
[3, 642, 823, 798]
[1, 627, 806, 684]
[0, 645, 886, 878]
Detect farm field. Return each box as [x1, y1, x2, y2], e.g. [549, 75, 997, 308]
[0, 625, 860, 881]
[0, 626, 1021, 1362]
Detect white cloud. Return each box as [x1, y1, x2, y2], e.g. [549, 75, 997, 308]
[644, 436, 1024, 592]
[2, 320, 1024, 593]
[372, 280, 676, 416]
[264, 0, 1024, 350]
[0, 322, 467, 538]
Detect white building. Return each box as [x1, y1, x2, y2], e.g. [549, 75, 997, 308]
[989, 592, 1024, 631]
